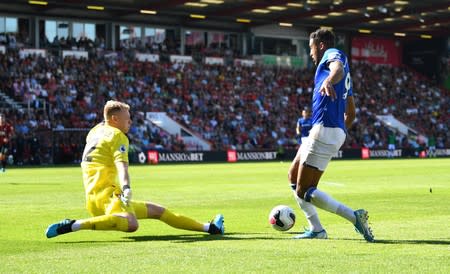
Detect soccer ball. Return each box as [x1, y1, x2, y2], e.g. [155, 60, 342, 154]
[269, 205, 296, 231]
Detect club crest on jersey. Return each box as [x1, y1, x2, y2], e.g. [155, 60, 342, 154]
[119, 145, 127, 153]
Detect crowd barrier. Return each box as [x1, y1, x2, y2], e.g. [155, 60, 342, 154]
[142, 148, 450, 164]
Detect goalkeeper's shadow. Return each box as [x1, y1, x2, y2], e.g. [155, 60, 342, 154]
[125, 232, 283, 243]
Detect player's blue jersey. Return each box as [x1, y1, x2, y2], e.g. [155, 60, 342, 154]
[297, 117, 312, 137]
[311, 48, 353, 131]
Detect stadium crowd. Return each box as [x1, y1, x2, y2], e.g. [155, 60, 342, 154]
[348, 62, 448, 151]
[0, 48, 448, 164]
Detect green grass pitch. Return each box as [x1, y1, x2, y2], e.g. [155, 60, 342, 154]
[1, 159, 449, 273]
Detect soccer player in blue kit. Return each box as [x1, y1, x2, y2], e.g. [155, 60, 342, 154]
[296, 108, 313, 145]
[288, 28, 374, 242]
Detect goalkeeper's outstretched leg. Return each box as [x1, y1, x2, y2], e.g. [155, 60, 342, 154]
[45, 200, 224, 238]
[133, 201, 224, 235]
[45, 213, 137, 238]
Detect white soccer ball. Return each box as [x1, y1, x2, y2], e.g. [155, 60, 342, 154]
[269, 205, 296, 231]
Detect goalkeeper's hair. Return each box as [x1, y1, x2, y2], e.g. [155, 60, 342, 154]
[103, 100, 130, 121]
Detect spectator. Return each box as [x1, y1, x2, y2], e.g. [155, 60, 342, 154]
[0, 50, 447, 165]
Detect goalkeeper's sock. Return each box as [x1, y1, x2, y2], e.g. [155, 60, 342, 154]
[159, 209, 205, 232]
[73, 215, 130, 232]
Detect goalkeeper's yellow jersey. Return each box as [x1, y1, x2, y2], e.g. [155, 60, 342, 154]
[81, 122, 129, 199]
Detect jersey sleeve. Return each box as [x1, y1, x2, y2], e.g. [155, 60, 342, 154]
[325, 49, 344, 65]
[112, 132, 129, 163]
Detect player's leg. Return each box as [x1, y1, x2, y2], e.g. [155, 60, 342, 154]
[288, 147, 324, 235]
[296, 162, 356, 224]
[294, 126, 373, 241]
[46, 195, 138, 238]
[132, 200, 224, 235]
[296, 147, 357, 226]
[287, 146, 301, 184]
[293, 164, 328, 239]
[300, 162, 373, 243]
[296, 127, 355, 226]
[46, 213, 138, 238]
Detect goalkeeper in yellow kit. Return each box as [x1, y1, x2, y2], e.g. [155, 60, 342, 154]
[46, 100, 224, 238]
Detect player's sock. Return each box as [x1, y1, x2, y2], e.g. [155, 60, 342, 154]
[74, 215, 130, 232]
[305, 187, 356, 224]
[159, 208, 204, 232]
[1, 160, 5, 171]
[295, 193, 324, 232]
[131, 200, 149, 219]
[291, 184, 323, 232]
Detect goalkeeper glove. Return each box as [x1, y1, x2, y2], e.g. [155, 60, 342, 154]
[121, 185, 132, 206]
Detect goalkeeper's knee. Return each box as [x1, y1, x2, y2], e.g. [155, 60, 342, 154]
[124, 214, 139, 232]
[110, 213, 138, 232]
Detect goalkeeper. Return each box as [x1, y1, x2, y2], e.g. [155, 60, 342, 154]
[46, 100, 224, 238]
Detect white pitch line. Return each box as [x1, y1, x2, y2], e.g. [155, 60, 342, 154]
[321, 181, 345, 187]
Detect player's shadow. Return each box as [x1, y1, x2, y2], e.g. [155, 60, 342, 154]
[58, 240, 127, 244]
[373, 239, 450, 245]
[338, 238, 450, 245]
[7, 182, 62, 186]
[125, 232, 281, 243]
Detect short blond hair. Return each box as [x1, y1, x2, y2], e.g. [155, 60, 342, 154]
[103, 100, 130, 121]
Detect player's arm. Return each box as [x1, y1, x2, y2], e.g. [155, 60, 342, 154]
[115, 161, 130, 189]
[115, 161, 132, 205]
[296, 123, 301, 135]
[327, 61, 345, 84]
[320, 61, 344, 100]
[344, 95, 356, 129]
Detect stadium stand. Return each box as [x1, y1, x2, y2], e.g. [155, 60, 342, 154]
[0, 47, 448, 164]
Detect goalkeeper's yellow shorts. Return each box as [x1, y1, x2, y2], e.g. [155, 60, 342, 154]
[85, 190, 148, 219]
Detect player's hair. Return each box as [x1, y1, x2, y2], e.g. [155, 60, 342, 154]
[103, 100, 130, 121]
[310, 28, 335, 48]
